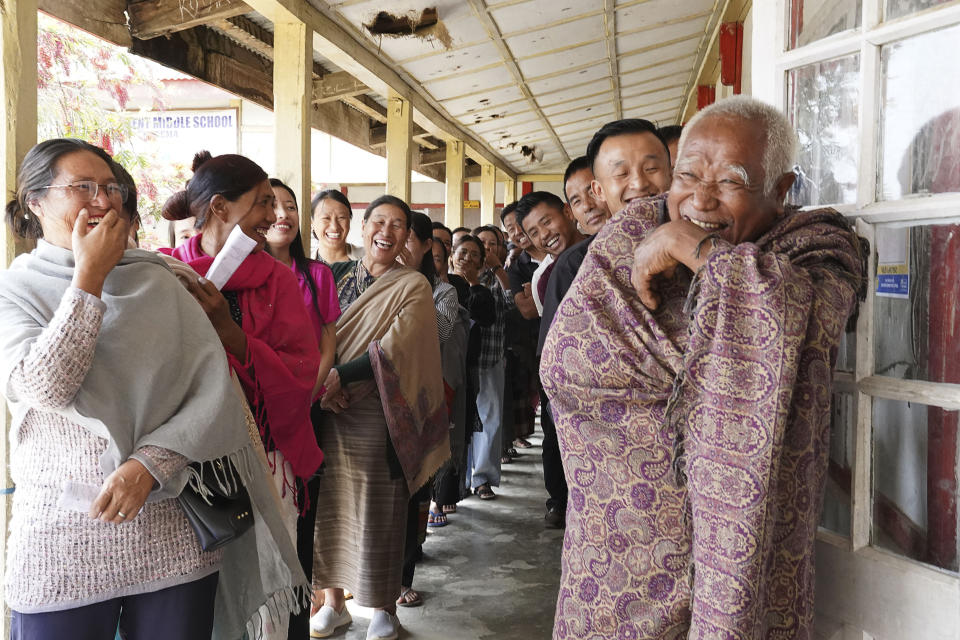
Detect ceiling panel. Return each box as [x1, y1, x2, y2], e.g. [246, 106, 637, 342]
[526, 62, 609, 95]
[469, 111, 543, 135]
[621, 76, 686, 98]
[442, 84, 526, 117]
[615, 0, 713, 32]
[516, 41, 608, 78]
[402, 41, 502, 83]
[537, 78, 613, 107]
[455, 101, 532, 126]
[616, 19, 708, 53]
[549, 104, 615, 127]
[618, 55, 696, 88]
[619, 38, 700, 70]
[554, 112, 618, 137]
[489, 0, 600, 32]
[505, 15, 605, 58]
[622, 88, 684, 110]
[423, 65, 512, 101]
[541, 93, 612, 117]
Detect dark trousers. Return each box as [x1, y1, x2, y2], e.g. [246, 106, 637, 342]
[289, 472, 322, 637]
[401, 484, 430, 587]
[540, 389, 568, 511]
[11, 572, 218, 640]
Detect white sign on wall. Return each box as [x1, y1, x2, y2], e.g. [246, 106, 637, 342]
[127, 108, 239, 158]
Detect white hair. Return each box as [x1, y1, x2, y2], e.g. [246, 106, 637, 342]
[678, 96, 798, 194]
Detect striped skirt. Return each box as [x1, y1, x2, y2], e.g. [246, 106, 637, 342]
[313, 384, 409, 609]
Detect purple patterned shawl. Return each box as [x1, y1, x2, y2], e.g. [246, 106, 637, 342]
[540, 194, 865, 640]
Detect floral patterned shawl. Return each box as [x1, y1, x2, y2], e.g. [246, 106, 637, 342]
[540, 195, 865, 640]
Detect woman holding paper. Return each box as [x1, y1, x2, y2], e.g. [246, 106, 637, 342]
[163, 151, 323, 639]
[0, 139, 308, 639]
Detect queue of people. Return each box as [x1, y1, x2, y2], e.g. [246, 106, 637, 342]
[0, 95, 865, 640]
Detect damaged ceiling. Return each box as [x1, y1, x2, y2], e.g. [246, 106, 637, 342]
[314, 0, 723, 173]
[117, 0, 728, 177]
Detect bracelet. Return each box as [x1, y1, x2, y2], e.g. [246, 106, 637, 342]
[694, 233, 720, 260]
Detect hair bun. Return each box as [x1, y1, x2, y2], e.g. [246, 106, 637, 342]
[191, 150, 214, 173]
[161, 190, 191, 221]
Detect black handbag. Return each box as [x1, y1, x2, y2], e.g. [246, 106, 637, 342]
[177, 456, 254, 552]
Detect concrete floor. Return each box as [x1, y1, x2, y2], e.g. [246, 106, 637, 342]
[329, 432, 563, 640]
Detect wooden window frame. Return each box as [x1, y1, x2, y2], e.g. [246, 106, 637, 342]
[753, 0, 960, 575]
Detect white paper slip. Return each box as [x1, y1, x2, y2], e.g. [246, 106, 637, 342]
[205, 224, 258, 290]
[57, 481, 102, 513]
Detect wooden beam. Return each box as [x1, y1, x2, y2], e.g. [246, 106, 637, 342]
[480, 164, 496, 226]
[370, 122, 440, 149]
[240, 0, 516, 179]
[128, 0, 251, 40]
[38, 0, 131, 47]
[503, 177, 516, 205]
[343, 94, 388, 124]
[208, 15, 274, 60]
[603, 0, 622, 120]
[1, 2, 38, 637]
[412, 133, 439, 150]
[312, 71, 368, 104]
[273, 19, 312, 247]
[419, 149, 446, 166]
[386, 90, 412, 202]
[445, 140, 465, 229]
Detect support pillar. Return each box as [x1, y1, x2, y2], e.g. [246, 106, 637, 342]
[386, 89, 412, 202]
[272, 19, 312, 248]
[503, 176, 517, 206]
[1, 0, 37, 634]
[444, 140, 464, 228]
[480, 163, 496, 226]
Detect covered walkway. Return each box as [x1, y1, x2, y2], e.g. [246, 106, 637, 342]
[337, 430, 562, 640]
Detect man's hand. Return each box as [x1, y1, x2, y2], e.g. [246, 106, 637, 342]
[631, 220, 710, 309]
[514, 283, 538, 319]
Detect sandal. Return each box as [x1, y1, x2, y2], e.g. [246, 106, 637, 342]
[500, 454, 512, 464]
[514, 438, 533, 449]
[427, 510, 448, 527]
[442, 504, 457, 514]
[396, 586, 423, 607]
[475, 483, 496, 500]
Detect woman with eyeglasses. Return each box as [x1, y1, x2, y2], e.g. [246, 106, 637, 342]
[0, 138, 308, 639]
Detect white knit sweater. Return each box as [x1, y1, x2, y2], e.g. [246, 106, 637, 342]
[5, 287, 221, 613]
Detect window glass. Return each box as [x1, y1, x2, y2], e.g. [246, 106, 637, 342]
[786, 54, 860, 206]
[872, 397, 958, 572]
[879, 24, 960, 200]
[787, 0, 861, 49]
[835, 330, 856, 373]
[885, 0, 954, 20]
[821, 391, 855, 536]
[874, 222, 960, 383]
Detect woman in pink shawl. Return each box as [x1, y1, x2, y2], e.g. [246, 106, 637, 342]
[162, 151, 322, 640]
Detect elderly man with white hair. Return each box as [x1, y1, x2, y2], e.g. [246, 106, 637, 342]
[540, 96, 867, 640]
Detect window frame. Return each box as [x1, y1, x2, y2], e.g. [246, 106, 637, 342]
[754, 0, 960, 571]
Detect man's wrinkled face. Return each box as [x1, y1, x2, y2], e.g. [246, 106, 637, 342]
[591, 131, 672, 214]
[667, 115, 793, 245]
[564, 167, 610, 235]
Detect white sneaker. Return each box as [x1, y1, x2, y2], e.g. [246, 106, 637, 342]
[309, 604, 352, 638]
[366, 609, 400, 640]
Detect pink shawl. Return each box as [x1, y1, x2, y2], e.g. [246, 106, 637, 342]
[172, 234, 323, 481]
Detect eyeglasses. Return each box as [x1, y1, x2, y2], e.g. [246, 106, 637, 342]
[37, 181, 129, 203]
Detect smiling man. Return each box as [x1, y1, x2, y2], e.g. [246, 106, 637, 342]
[587, 118, 672, 215]
[562, 156, 611, 236]
[541, 97, 866, 639]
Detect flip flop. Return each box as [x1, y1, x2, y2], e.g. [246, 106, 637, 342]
[427, 509, 448, 527]
[397, 586, 423, 607]
[514, 438, 533, 449]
